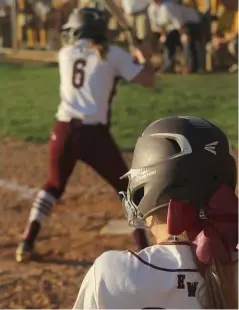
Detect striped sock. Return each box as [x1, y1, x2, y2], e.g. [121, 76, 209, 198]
[24, 190, 56, 243]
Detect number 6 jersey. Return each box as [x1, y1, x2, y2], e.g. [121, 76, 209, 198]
[56, 40, 143, 125]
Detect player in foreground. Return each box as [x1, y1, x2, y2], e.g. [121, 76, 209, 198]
[73, 116, 238, 309]
[16, 7, 156, 262]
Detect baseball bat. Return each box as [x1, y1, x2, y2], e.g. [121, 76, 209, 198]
[103, 0, 154, 64]
[103, 0, 137, 50]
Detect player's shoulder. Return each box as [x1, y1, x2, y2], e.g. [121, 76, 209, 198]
[108, 44, 129, 59]
[95, 244, 197, 274]
[94, 245, 170, 273]
[58, 44, 77, 62]
[59, 44, 75, 56]
[95, 249, 134, 269]
[91, 244, 198, 297]
[94, 249, 143, 278]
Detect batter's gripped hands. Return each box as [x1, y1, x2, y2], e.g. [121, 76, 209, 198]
[132, 48, 146, 64]
[180, 33, 189, 45]
[132, 42, 153, 64]
[132, 47, 152, 64]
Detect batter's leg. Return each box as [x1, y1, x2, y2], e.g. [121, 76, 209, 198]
[80, 126, 149, 251]
[16, 121, 77, 262]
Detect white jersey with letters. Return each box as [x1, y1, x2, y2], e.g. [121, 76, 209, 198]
[73, 243, 205, 309]
[56, 40, 143, 125]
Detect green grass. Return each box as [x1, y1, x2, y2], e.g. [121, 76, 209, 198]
[0, 62, 238, 148]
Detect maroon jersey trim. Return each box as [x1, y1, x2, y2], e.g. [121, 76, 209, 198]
[159, 241, 192, 246]
[128, 248, 198, 272]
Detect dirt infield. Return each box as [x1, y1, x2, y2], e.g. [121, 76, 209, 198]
[0, 139, 237, 308]
[0, 139, 137, 308]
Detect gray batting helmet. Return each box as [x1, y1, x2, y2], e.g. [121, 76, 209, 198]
[120, 116, 237, 227]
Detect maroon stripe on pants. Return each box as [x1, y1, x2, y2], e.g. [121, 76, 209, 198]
[43, 121, 77, 198]
[43, 120, 128, 199]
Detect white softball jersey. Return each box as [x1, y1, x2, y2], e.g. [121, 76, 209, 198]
[148, 2, 200, 32]
[73, 243, 205, 309]
[121, 0, 149, 15]
[56, 40, 143, 125]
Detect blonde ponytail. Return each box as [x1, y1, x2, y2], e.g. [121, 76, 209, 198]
[152, 206, 238, 309]
[181, 232, 238, 309]
[193, 255, 238, 309]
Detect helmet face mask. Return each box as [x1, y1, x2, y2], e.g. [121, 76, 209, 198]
[120, 116, 237, 228]
[120, 164, 171, 228]
[119, 190, 149, 229]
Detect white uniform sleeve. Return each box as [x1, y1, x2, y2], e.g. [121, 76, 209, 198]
[108, 45, 144, 81]
[58, 46, 73, 86]
[73, 264, 98, 310]
[149, 3, 184, 30]
[154, 4, 171, 28]
[166, 3, 184, 29]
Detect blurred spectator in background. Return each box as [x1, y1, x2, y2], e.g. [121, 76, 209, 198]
[0, 0, 7, 49]
[33, 0, 51, 49]
[183, 0, 219, 43]
[100, 0, 121, 40]
[16, 0, 45, 49]
[148, 0, 204, 73]
[207, 0, 238, 72]
[95, 0, 105, 10]
[79, 0, 105, 9]
[53, 0, 72, 7]
[120, 0, 150, 43]
[5, 0, 239, 74]
[80, 0, 95, 7]
[16, 0, 71, 50]
[0, 0, 10, 18]
[0, 0, 12, 48]
[16, 0, 27, 47]
[46, 0, 72, 50]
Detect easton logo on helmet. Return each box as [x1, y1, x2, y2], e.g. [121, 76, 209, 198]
[136, 170, 156, 182]
[204, 141, 219, 155]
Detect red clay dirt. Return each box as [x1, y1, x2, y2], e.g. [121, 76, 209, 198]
[0, 139, 139, 308]
[0, 139, 237, 308]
